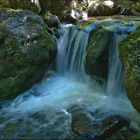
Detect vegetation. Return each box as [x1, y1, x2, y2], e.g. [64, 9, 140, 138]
[0, 0, 39, 13]
[0, 22, 55, 100]
[129, 132, 140, 140]
[119, 27, 140, 112]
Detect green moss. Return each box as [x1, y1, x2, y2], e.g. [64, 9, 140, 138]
[0, 22, 55, 100]
[5, 38, 29, 67]
[129, 132, 140, 140]
[0, 64, 17, 79]
[87, 27, 112, 63]
[78, 19, 96, 29]
[0, 38, 45, 99]
[86, 27, 112, 80]
[27, 31, 55, 65]
[0, 66, 37, 99]
[119, 27, 140, 112]
[132, 2, 140, 13]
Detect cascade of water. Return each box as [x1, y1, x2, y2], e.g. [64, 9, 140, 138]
[0, 21, 140, 139]
[107, 33, 127, 97]
[57, 26, 89, 81]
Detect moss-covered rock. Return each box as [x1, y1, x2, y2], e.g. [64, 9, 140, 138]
[119, 27, 140, 113]
[0, 0, 39, 13]
[86, 27, 113, 81]
[0, 9, 56, 100]
[0, 66, 37, 99]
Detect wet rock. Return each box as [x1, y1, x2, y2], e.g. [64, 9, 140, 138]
[21, 68, 45, 92]
[70, 105, 130, 139]
[119, 27, 140, 113]
[86, 27, 112, 81]
[62, 10, 79, 24]
[45, 15, 61, 29]
[85, 18, 140, 83]
[0, 8, 56, 100]
[99, 115, 129, 139]
[116, 0, 140, 16]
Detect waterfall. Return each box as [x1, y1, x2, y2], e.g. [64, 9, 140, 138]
[107, 33, 127, 97]
[0, 21, 140, 139]
[57, 26, 89, 81]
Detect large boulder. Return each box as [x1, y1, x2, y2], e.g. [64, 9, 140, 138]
[0, 9, 56, 100]
[84, 18, 140, 114]
[119, 27, 140, 113]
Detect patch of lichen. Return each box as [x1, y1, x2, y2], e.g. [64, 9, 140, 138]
[119, 27, 140, 112]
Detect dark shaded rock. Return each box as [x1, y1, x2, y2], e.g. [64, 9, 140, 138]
[86, 27, 113, 81]
[45, 15, 61, 28]
[21, 68, 45, 92]
[62, 10, 78, 24]
[108, 125, 137, 140]
[99, 115, 129, 139]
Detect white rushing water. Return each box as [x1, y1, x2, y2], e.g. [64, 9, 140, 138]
[107, 33, 127, 97]
[57, 25, 89, 81]
[0, 22, 140, 139]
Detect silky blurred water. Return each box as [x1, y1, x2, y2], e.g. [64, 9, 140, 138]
[0, 21, 140, 139]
